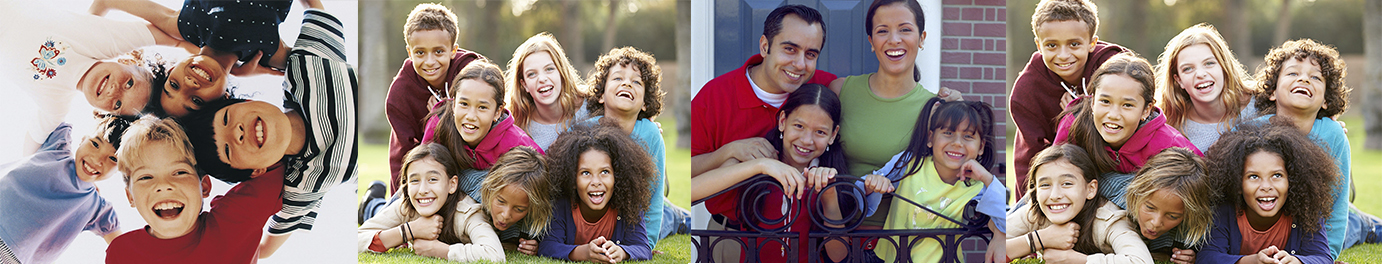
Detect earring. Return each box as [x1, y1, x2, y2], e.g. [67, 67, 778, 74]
[825, 146, 829, 152]
[779, 133, 783, 140]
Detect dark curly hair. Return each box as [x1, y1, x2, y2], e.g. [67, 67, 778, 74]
[1205, 119, 1338, 234]
[1253, 39, 1350, 120]
[1057, 52, 1158, 175]
[545, 122, 654, 226]
[141, 61, 171, 118]
[176, 98, 257, 183]
[585, 47, 663, 120]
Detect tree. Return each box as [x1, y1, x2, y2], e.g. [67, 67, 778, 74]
[1365, 0, 1382, 150]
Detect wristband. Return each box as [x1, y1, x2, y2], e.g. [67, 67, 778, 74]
[1035, 230, 1045, 249]
[1027, 233, 1037, 256]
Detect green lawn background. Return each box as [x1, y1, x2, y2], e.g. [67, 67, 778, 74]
[356, 118, 692, 263]
[1006, 115, 1382, 263]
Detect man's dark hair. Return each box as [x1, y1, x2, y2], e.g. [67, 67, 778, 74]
[763, 4, 826, 49]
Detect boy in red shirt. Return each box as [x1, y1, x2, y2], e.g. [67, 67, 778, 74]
[105, 117, 284, 263]
[1010, 0, 1126, 200]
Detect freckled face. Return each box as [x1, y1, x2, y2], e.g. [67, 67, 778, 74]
[125, 140, 210, 239]
[487, 184, 530, 231]
[1137, 189, 1186, 240]
[1034, 159, 1097, 225]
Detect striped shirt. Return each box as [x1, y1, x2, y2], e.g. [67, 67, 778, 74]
[268, 9, 359, 234]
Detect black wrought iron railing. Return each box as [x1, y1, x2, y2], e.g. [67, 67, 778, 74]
[691, 174, 994, 263]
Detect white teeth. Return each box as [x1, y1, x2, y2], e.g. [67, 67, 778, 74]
[1291, 87, 1311, 96]
[785, 71, 801, 79]
[539, 86, 553, 93]
[1049, 204, 1068, 210]
[154, 201, 184, 210]
[1056, 62, 1074, 68]
[462, 124, 478, 130]
[589, 191, 605, 196]
[83, 162, 97, 175]
[191, 66, 210, 81]
[1257, 197, 1277, 202]
[255, 121, 265, 146]
[885, 50, 905, 57]
[417, 198, 434, 204]
[794, 146, 810, 154]
[1104, 123, 1122, 130]
[1195, 82, 1213, 89]
[617, 91, 634, 99]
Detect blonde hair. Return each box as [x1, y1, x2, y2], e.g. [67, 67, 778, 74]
[1155, 23, 1254, 131]
[504, 32, 588, 133]
[481, 146, 553, 236]
[1126, 147, 1213, 247]
[403, 3, 459, 44]
[116, 116, 195, 184]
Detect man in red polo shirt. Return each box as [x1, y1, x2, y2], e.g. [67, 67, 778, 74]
[690, 5, 836, 262]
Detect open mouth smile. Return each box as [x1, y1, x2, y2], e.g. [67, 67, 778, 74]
[153, 200, 186, 220]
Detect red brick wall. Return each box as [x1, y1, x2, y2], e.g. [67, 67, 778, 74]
[940, 0, 1007, 260]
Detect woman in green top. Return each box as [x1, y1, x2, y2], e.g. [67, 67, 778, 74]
[826, 0, 957, 240]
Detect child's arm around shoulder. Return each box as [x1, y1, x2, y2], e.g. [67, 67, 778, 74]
[210, 165, 286, 222]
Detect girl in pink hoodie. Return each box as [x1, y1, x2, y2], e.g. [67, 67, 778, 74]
[1053, 53, 1201, 176]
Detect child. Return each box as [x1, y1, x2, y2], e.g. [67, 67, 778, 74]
[1154, 23, 1259, 152]
[584, 46, 689, 247]
[481, 146, 556, 255]
[358, 143, 503, 262]
[422, 60, 543, 170]
[175, 4, 355, 257]
[1012, 0, 1128, 200]
[1005, 144, 1152, 263]
[537, 123, 655, 263]
[387, 3, 487, 195]
[1198, 122, 1336, 264]
[1054, 53, 1201, 176]
[506, 32, 591, 150]
[90, 0, 299, 117]
[105, 116, 285, 263]
[862, 98, 1006, 263]
[1248, 38, 1353, 258]
[1125, 147, 1214, 264]
[0, 116, 129, 263]
[691, 83, 846, 262]
[1, 1, 188, 156]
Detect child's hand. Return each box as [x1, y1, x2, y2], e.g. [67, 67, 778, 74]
[410, 239, 450, 259]
[1169, 248, 1196, 264]
[408, 215, 443, 241]
[515, 238, 539, 255]
[1254, 246, 1285, 264]
[723, 137, 776, 163]
[602, 242, 627, 263]
[959, 159, 995, 187]
[1040, 248, 1088, 264]
[863, 174, 894, 194]
[230, 51, 286, 77]
[1037, 222, 1080, 250]
[938, 87, 964, 102]
[753, 159, 806, 200]
[587, 236, 615, 264]
[804, 166, 837, 192]
[88, 0, 111, 16]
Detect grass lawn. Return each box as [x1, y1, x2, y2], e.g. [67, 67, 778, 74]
[1007, 115, 1382, 263]
[356, 117, 692, 263]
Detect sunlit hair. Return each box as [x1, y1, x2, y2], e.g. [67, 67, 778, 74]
[1126, 147, 1213, 247]
[505, 32, 588, 133]
[1205, 120, 1338, 234]
[1252, 39, 1350, 120]
[394, 143, 467, 244]
[1155, 23, 1255, 131]
[1021, 144, 1104, 254]
[585, 46, 663, 120]
[117, 116, 196, 185]
[546, 122, 654, 227]
[1031, 0, 1099, 38]
[481, 146, 553, 236]
[1058, 53, 1157, 175]
[403, 3, 458, 44]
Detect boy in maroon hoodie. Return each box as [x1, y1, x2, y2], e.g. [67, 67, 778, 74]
[1010, 0, 1126, 200]
[386, 3, 486, 195]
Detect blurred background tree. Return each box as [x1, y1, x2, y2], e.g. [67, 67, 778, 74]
[359, 0, 682, 146]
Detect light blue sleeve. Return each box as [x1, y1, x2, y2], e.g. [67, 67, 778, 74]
[857, 151, 906, 217]
[84, 196, 120, 236]
[975, 179, 1008, 233]
[633, 119, 666, 247]
[1313, 118, 1349, 258]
